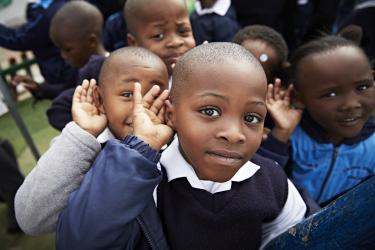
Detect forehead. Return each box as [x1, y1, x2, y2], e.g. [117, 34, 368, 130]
[51, 23, 83, 44]
[181, 60, 267, 100]
[137, 0, 188, 26]
[102, 55, 168, 82]
[298, 46, 371, 91]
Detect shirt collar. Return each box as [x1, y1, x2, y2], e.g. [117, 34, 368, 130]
[159, 137, 260, 194]
[28, 0, 53, 9]
[194, 0, 231, 16]
[97, 128, 115, 143]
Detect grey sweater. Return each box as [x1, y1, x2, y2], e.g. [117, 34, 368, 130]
[14, 122, 102, 235]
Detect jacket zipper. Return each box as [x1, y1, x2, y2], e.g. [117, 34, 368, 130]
[316, 146, 338, 203]
[136, 216, 157, 250]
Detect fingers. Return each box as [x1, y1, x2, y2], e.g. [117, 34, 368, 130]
[142, 85, 161, 109]
[273, 78, 281, 100]
[80, 79, 90, 103]
[266, 83, 274, 104]
[86, 79, 96, 104]
[149, 89, 169, 115]
[73, 85, 83, 105]
[133, 82, 143, 114]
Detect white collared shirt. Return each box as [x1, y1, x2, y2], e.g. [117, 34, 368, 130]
[97, 128, 115, 144]
[194, 0, 231, 16]
[158, 137, 306, 249]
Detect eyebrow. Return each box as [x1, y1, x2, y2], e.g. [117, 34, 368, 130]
[197, 92, 266, 106]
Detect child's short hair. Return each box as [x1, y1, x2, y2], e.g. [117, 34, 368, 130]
[232, 25, 288, 67]
[171, 42, 263, 103]
[290, 35, 367, 89]
[50, 1, 103, 37]
[98, 46, 166, 86]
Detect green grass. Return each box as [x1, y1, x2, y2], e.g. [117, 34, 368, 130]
[0, 97, 58, 250]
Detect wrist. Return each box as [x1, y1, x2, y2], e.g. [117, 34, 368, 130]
[271, 127, 293, 143]
[123, 135, 161, 162]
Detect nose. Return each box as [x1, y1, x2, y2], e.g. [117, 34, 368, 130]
[339, 92, 361, 112]
[166, 33, 184, 48]
[216, 119, 246, 144]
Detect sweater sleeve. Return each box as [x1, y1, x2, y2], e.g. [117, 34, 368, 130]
[257, 134, 291, 168]
[14, 122, 102, 235]
[56, 136, 162, 250]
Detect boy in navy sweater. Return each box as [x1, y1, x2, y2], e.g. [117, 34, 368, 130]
[57, 42, 306, 249]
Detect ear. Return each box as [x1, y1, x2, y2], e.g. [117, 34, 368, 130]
[292, 88, 305, 110]
[88, 33, 98, 48]
[93, 85, 106, 114]
[127, 33, 138, 46]
[164, 100, 176, 129]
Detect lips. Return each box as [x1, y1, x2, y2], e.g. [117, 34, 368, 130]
[207, 150, 243, 166]
[338, 115, 362, 126]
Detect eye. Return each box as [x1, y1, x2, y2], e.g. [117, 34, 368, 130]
[178, 26, 191, 36]
[152, 33, 164, 40]
[199, 107, 220, 117]
[357, 84, 370, 91]
[121, 92, 133, 99]
[323, 92, 337, 98]
[244, 113, 262, 124]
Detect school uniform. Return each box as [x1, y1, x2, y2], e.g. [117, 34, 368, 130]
[103, 11, 127, 52]
[56, 136, 306, 249]
[190, 0, 240, 45]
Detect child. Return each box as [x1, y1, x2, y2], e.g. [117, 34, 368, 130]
[56, 42, 306, 249]
[233, 25, 289, 83]
[48, 0, 196, 130]
[190, 0, 240, 45]
[13, 1, 108, 100]
[266, 35, 375, 206]
[124, 0, 196, 75]
[1, 0, 77, 100]
[15, 47, 169, 235]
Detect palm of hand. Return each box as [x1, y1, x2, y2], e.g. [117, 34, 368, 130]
[74, 102, 107, 130]
[133, 106, 173, 150]
[266, 99, 302, 130]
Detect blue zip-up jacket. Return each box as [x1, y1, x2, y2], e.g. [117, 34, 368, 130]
[267, 114, 375, 205]
[56, 135, 294, 249]
[292, 115, 375, 205]
[56, 136, 169, 250]
[0, 0, 78, 99]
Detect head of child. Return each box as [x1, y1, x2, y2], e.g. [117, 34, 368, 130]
[166, 42, 267, 182]
[233, 25, 288, 83]
[50, 1, 105, 68]
[94, 47, 169, 139]
[291, 36, 375, 145]
[124, 0, 196, 75]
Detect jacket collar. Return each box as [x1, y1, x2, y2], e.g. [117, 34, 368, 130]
[300, 112, 375, 145]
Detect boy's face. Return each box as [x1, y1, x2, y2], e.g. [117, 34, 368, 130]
[51, 27, 95, 68]
[297, 46, 375, 145]
[168, 61, 267, 182]
[97, 56, 169, 139]
[241, 39, 279, 83]
[128, 0, 195, 75]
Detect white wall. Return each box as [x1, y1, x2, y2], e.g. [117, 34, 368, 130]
[0, 0, 27, 25]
